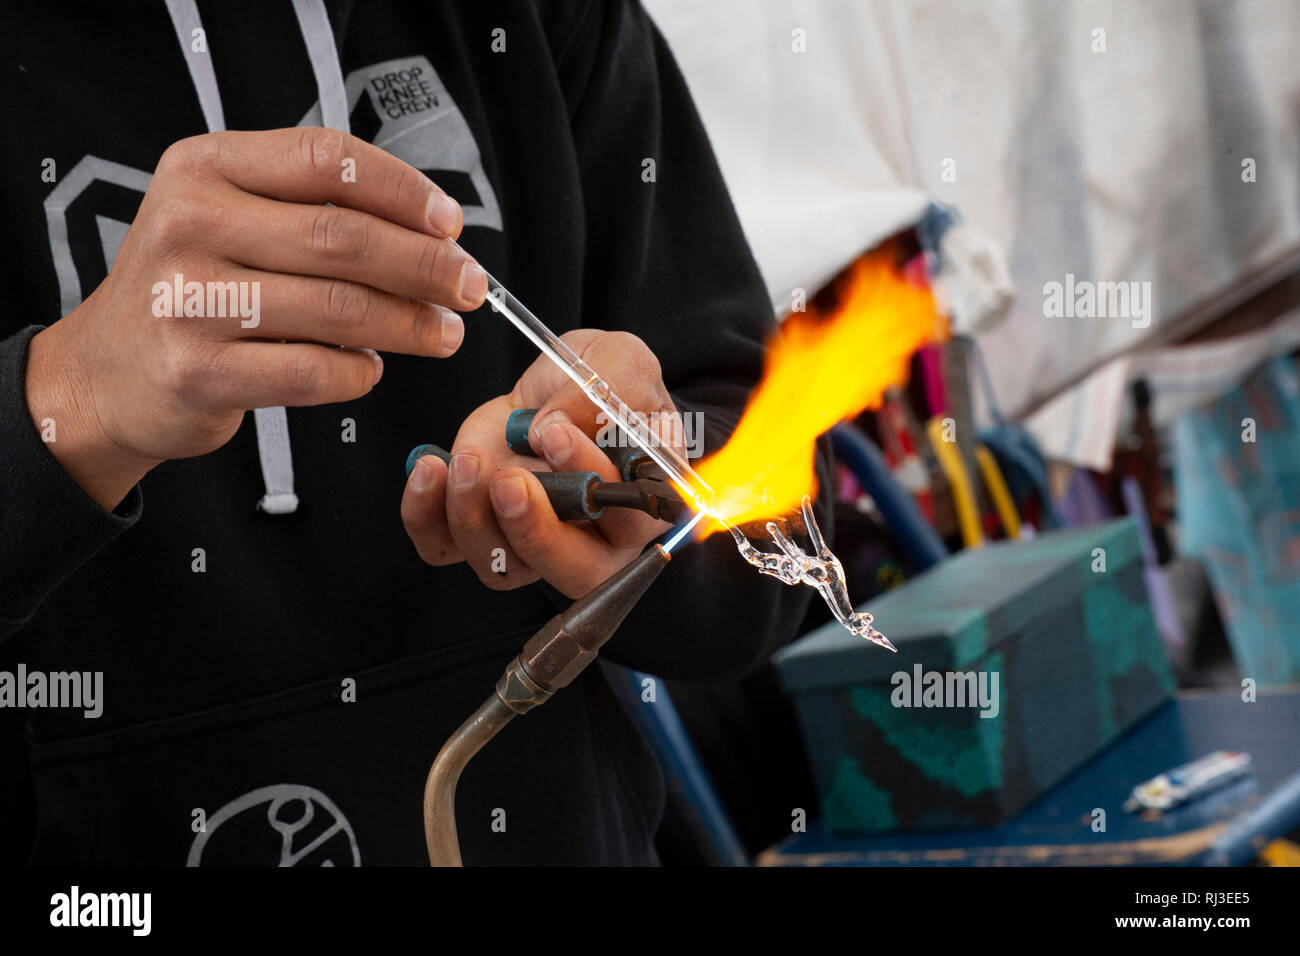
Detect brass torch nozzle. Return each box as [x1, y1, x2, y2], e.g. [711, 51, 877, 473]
[424, 544, 671, 865]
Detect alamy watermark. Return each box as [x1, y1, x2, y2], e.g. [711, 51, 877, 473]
[0, 664, 102, 718]
[890, 665, 1000, 718]
[594, 410, 705, 459]
[50, 886, 150, 936]
[152, 273, 260, 328]
[1043, 273, 1152, 329]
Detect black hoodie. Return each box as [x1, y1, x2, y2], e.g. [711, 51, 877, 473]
[0, 0, 825, 865]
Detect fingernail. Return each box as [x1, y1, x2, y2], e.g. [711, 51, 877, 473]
[425, 189, 462, 237]
[440, 311, 465, 351]
[410, 456, 436, 493]
[450, 453, 479, 490]
[362, 347, 384, 378]
[540, 422, 573, 467]
[458, 260, 488, 306]
[492, 476, 529, 518]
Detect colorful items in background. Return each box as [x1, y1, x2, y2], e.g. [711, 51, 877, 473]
[1173, 356, 1300, 687]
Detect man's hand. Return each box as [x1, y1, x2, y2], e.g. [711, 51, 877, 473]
[24, 128, 488, 510]
[401, 330, 687, 598]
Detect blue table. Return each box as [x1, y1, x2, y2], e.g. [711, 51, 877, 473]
[759, 689, 1300, 866]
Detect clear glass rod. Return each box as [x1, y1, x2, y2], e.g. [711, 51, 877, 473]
[470, 258, 716, 516]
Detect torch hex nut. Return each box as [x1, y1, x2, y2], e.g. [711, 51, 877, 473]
[496, 659, 552, 714]
[518, 626, 598, 692]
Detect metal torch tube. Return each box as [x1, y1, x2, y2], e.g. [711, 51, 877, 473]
[423, 694, 518, 866]
[422, 544, 671, 866]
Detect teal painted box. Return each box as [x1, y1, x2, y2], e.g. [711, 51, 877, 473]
[773, 518, 1175, 833]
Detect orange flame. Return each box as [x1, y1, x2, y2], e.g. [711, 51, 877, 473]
[695, 249, 940, 532]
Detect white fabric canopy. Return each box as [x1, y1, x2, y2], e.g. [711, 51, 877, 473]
[644, 0, 931, 316]
[646, 0, 1300, 468]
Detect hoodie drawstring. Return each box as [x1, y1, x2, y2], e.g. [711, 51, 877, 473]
[165, 0, 352, 515]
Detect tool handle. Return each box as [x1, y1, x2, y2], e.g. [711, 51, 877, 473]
[534, 471, 604, 521]
[406, 443, 453, 474]
[506, 408, 651, 480]
[504, 409, 537, 456]
[405, 444, 605, 521]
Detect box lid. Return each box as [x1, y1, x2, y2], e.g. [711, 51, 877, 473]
[773, 518, 1141, 691]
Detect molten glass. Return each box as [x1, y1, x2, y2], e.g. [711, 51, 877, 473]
[694, 249, 937, 647]
[729, 496, 896, 652]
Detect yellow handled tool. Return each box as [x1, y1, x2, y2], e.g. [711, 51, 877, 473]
[926, 417, 984, 549]
[976, 444, 1021, 539]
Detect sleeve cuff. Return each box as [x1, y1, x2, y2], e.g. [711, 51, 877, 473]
[0, 326, 142, 632]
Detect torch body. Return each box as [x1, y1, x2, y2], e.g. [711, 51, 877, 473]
[423, 544, 671, 866]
